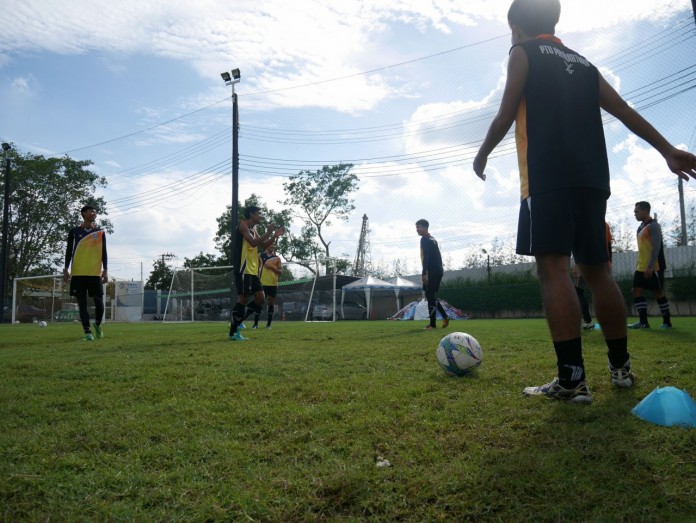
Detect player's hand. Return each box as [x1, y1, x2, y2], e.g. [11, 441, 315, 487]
[275, 226, 286, 236]
[665, 147, 696, 180]
[473, 154, 487, 181]
[644, 268, 654, 279]
[101, 270, 108, 284]
[63, 268, 70, 282]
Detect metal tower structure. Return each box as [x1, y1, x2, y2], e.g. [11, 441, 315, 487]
[353, 214, 372, 277]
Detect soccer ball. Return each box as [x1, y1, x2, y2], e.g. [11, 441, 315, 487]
[436, 332, 483, 376]
[39, 321, 47, 328]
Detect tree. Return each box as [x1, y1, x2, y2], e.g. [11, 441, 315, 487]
[282, 163, 358, 264]
[183, 252, 223, 268]
[0, 147, 110, 280]
[145, 258, 174, 290]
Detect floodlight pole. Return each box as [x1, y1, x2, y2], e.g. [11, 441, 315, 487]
[221, 69, 240, 269]
[0, 143, 11, 323]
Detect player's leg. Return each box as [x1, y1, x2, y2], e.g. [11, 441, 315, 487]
[70, 277, 94, 340]
[630, 277, 650, 328]
[653, 274, 672, 328]
[229, 273, 248, 339]
[91, 278, 105, 339]
[424, 283, 437, 330]
[580, 262, 632, 388]
[266, 288, 277, 328]
[518, 191, 591, 403]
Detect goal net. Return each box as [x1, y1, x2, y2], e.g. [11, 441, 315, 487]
[11, 274, 115, 324]
[161, 260, 340, 323]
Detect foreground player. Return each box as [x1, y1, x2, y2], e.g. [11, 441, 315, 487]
[473, 0, 696, 403]
[63, 205, 108, 341]
[229, 206, 284, 341]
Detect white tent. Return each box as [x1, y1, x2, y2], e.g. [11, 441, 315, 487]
[341, 276, 397, 320]
[386, 276, 421, 312]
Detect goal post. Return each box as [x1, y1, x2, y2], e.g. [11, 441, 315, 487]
[161, 259, 340, 323]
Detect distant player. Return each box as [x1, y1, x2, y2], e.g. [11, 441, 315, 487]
[252, 244, 283, 330]
[63, 205, 108, 341]
[229, 206, 284, 341]
[473, 0, 696, 403]
[416, 219, 450, 330]
[630, 201, 672, 329]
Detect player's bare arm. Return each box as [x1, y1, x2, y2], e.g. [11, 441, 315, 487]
[598, 74, 696, 181]
[474, 46, 528, 180]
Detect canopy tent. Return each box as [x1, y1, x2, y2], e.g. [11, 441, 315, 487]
[388, 298, 468, 321]
[340, 276, 396, 319]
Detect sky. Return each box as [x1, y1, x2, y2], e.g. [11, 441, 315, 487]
[1, 0, 696, 281]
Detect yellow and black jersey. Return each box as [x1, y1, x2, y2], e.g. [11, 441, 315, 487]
[513, 36, 610, 200]
[636, 219, 665, 272]
[234, 224, 261, 276]
[259, 253, 281, 286]
[64, 227, 107, 276]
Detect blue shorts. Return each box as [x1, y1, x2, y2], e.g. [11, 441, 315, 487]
[516, 188, 609, 264]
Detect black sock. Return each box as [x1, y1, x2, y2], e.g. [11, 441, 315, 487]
[553, 338, 585, 388]
[657, 297, 671, 325]
[606, 336, 630, 370]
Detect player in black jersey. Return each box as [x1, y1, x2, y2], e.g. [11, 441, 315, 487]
[416, 219, 450, 330]
[474, 0, 696, 404]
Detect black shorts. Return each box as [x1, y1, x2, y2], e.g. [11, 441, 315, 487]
[70, 276, 103, 299]
[517, 188, 609, 264]
[633, 271, 664, 292]
[263, 285, 278, 298]
[234, 273, 263, 296]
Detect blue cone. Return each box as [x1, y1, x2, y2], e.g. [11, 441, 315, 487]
[631, 387, 696, 428]
[593, 323, 601, 330]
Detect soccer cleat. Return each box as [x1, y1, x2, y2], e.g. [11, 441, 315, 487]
[523, 377, 593, 404]
[424, 325, 436, 331]
[610, 367, 634, 388]
[659, 323, 672, 329]
[228, 332, 247, 341]
[266, 325, 272, 330]
[93, 323, 104, 339]
[582, 322, 595, 330]
[442, 317, 450, 329]
[252, 324, 258, 330]
[81, 333, 95, 341]
[628, 322, 650, 329]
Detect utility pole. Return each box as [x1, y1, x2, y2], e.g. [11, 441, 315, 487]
[0, 143, 11, 323]
[678, 178, 688, 245]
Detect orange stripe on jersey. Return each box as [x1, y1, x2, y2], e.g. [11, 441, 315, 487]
[515, 97, 530, 200]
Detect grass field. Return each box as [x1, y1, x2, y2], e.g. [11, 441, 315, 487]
[1, 318, 695, 521]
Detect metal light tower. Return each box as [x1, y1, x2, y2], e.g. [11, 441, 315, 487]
[220, 68, 241, 266]
[0, 143, 11, 323]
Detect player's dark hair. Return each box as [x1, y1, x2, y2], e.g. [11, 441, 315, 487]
[508, 0, 561, 37]
[244, 206, 261, 218]
[80, 205, 95, 215]
[415, 219, 429, 228]
[635, 201, 651, 212]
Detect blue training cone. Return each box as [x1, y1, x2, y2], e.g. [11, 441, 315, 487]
[593, 323, 601, 330]
[631, 387, 696, 428]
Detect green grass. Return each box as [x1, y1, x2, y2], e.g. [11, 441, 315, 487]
[1, 318, 695, 521]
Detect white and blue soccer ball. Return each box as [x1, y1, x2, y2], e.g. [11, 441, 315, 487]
[39, 321, 47, 328]
[436, 332, 482, 376]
